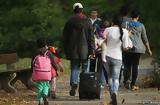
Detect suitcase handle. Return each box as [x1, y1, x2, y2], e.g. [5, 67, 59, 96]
[86, 59, 90, 72]
[86, 58, 98, 72]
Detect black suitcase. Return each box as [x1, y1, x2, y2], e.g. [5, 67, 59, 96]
[79, 58, 101, 100]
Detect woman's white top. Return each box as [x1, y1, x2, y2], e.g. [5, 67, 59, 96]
[102, 26, 130, 60]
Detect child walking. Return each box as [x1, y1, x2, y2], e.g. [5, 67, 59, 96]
[48, 46, 64, 99]
[95, 20, 111, 86]
[31, 38, 57, 105]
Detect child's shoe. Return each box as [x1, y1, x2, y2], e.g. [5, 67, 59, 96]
[51, 91, 56, 99]
[38, 101, 43, 105]
[43, 94, 49, 105]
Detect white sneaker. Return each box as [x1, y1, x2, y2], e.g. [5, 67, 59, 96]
[100, 85, 104, 88]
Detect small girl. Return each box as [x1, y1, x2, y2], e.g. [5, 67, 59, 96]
[48, 46, 64, 99]
[95, 20, 111, 86]
[95, 20, 111, 48]
[32, 38, 55, 105]
[99, 20, 110, 63]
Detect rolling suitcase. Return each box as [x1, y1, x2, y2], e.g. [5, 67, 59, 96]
[79, 58, 101, 100]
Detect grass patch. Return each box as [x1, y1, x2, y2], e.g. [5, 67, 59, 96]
[14, 58, 31, 69]
[0, 58, 71, 75]
[0, 58, 31, 71]
[58, 58, 70, 75]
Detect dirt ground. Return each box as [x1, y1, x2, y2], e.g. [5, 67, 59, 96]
[0, 75, 160, 105]
[0, 57, 160, 105]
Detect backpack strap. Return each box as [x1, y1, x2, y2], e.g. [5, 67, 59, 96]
[32, 50, 49, 67]
[32, 54, 40, 66]
[44, 50, 49, 56]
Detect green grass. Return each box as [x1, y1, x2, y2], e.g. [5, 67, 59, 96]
[0, 58, 71, 75]
[0, 64, 6, 70]
[60, 58, 70, 74]
[0, 58, 31, 71]
[14, 58, 31, 69]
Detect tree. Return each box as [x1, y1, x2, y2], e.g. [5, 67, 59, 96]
[0, 0, 159, 57]
[0, 0, 65, 57]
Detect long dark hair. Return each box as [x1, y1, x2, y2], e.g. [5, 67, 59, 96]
[112, 14, 123, 41]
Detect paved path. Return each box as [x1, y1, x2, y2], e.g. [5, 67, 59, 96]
[47, 77, 160, 105]
[1, 57, 160, 105]
[44, 87, 160, 105]
[48, 57, 160, 105]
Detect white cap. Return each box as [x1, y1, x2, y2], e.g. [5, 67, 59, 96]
[73, 3, 83, 10]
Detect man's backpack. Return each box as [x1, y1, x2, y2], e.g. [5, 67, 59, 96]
[32, 51, 52, 81]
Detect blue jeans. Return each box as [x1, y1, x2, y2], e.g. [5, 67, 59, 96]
[70, 59, 88, 86]
[98, 61, 106, 85]
[106, 56, 122, 97]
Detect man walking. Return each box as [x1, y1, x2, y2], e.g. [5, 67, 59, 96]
[63, 3, 95, 96]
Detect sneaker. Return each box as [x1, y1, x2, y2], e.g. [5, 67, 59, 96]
[69, 89, 76, 96]
[124, 80, 131, 89]
[100, 85, 105, 89]
[43, 94, 49, 105]
[69, 84, 77, 96]
[131, 85, 139, 91]
[38, 102, 43, 105]
[111, 93, 117, 105]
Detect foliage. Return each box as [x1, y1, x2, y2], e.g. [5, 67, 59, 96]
[150, 56, 160, 87]
[0, 0, 159, 57]
[0, 0, 65, 57]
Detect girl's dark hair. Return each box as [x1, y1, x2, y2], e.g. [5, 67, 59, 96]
[100, 20, 111, 28]
[112, 14, 123, 41]
[131, 9, 140, 18]
[74, 6, 83, 13]
[37, 37, 47, 48]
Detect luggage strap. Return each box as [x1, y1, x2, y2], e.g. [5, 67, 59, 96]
[87, 58, 98, 72]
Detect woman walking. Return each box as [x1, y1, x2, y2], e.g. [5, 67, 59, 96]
[102, 14, 130, 105]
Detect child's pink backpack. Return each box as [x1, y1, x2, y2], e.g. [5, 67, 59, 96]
[32, 51, 52, 81]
